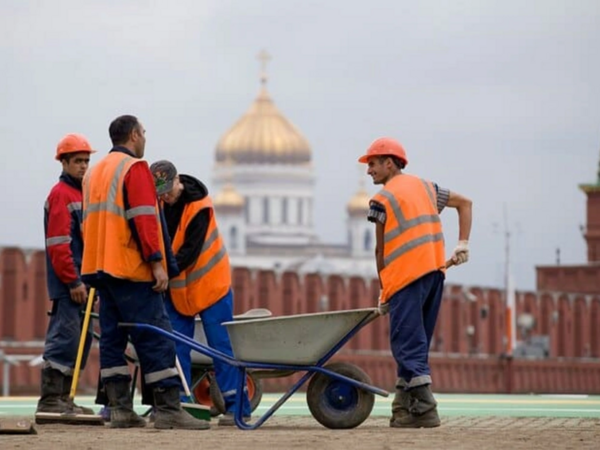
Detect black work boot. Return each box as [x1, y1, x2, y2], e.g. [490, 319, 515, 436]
[152, 386, 210, 430]
[389, 379, 411, 427]
[36, 368, 69, 415]
[105, 380, 147, 428]
[63, 375, 95, 415]
[395, 384, 441, 428]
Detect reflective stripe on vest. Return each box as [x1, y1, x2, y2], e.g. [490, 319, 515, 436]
[376, 188, 441, 245]
[168, 197, 231, 316]
[373, 174, 446, 302]
[83, 156, 129, 220]
[82, 152, 166, 281]
[384, 232, 445, 267]
[170, 228, 227, 289]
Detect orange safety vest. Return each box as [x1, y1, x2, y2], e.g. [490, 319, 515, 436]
[169, 197, 231, 316]
[372, 174, 446, 302]
[81, 152, 166, 282]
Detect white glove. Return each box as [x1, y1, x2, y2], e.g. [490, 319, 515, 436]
[451, 240, 469, 265]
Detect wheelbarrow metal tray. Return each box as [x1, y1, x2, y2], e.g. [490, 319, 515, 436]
[191, 308, 273, 365]
[223, 308, 378, 365]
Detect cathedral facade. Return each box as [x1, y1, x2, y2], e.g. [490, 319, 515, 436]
[209, 60, 376, 279]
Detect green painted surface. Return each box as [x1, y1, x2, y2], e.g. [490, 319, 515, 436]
[1, 394, 599, 418]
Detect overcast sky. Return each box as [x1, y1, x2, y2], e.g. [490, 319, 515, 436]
[1, 0, 599, 291]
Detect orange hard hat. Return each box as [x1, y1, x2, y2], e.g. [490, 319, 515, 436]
[358, 137, 408, 166]
[55, 133, 96, 161]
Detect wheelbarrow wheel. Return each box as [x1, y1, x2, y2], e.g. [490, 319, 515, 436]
[207, 371, 263, 416]
[306, 362, 375, 429]
[247, 371, 263, 412]
[191, 369, 221, 416]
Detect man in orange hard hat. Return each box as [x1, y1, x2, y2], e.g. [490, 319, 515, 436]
[358, 137, 472, 428]
[36, 134, 97, 422]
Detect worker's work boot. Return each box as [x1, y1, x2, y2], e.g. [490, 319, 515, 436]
[36, 368, 69, 414]
[63, 375, 95, 415]
[389, 379, 411, 427]
[152, 386, 210, 430]
[105, 380, 147, 428]
[394, 384, 441, 428]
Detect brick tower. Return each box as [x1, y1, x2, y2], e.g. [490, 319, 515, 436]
[536, 148, 600, 294]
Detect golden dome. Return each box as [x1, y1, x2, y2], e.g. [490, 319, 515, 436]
[213, 183, 244, 209]
[215, 74, 311, 165]
[347, 186, 371, 216]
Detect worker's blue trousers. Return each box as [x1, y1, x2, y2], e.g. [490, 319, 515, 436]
[388, 270, 445, 389]
[97, 277, 179, 389]
[42, 295, 93, 375]
[163, 289, 251, 416]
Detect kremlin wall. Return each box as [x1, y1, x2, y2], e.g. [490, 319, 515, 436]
[1, 244, 600, 396]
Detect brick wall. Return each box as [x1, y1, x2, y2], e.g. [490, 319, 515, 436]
[2, 247, 600, 395]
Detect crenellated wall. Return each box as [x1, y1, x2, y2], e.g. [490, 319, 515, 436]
[1, 247, 600, 395]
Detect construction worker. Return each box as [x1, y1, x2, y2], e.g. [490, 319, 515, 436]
[358, 137, 472, 428]
[95, 207, 181, 423]
[36, 134, 96, 420]
[149, 160, 251, 426]
[81, 115, 208, 430]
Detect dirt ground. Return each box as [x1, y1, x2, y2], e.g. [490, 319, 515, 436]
[2, 415, 599, 450]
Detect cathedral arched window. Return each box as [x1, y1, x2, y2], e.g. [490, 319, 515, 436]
[282, 198, 288, 224]
[263, 197, 270, 224]
[364, 230, 372, 251]
[230, 226, 238, 250]
[297, 198, 304, 225]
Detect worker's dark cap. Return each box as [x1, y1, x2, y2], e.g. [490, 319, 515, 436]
[150, 160, 177, 196]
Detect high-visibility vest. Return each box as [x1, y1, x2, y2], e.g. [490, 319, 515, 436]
[372, 174, 446, 302]
[169, 197, 231, 316]
[81, 152, 166, 282]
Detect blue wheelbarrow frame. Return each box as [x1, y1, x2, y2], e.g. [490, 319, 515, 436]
[119, 308, 389, 430]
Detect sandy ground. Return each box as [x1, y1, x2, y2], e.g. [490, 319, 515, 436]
[2, 415, 600, 450]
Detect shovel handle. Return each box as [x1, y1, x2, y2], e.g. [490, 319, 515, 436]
[69, 287, 95, 401]
[445, 259, 455, 269]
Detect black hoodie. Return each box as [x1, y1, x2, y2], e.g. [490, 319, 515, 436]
[162, 174, 210, 272]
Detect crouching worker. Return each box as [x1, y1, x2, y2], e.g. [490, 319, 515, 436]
[150, 160, 251, 426]
[81, 115, 209, 430]
[36, 133, 97, 421]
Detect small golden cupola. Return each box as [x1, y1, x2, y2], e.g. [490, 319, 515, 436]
[215, 51, 312, 165]
[213, 157, 244, 210]
[213, 184, 244, 210]
[347, 179, 371, 216]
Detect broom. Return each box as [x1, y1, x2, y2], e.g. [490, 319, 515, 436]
[175, 356, 211, 421]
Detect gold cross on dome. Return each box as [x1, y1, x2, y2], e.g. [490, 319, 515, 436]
[257, 49, 271, 85]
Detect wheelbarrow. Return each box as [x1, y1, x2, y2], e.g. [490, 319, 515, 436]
[91, 309, 271, 417]
[119, 307, 389, 430]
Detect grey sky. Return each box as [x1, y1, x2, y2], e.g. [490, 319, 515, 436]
[1, 0, 599, 291]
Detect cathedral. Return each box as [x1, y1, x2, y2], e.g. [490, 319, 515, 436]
[209, 53, 377, 279]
